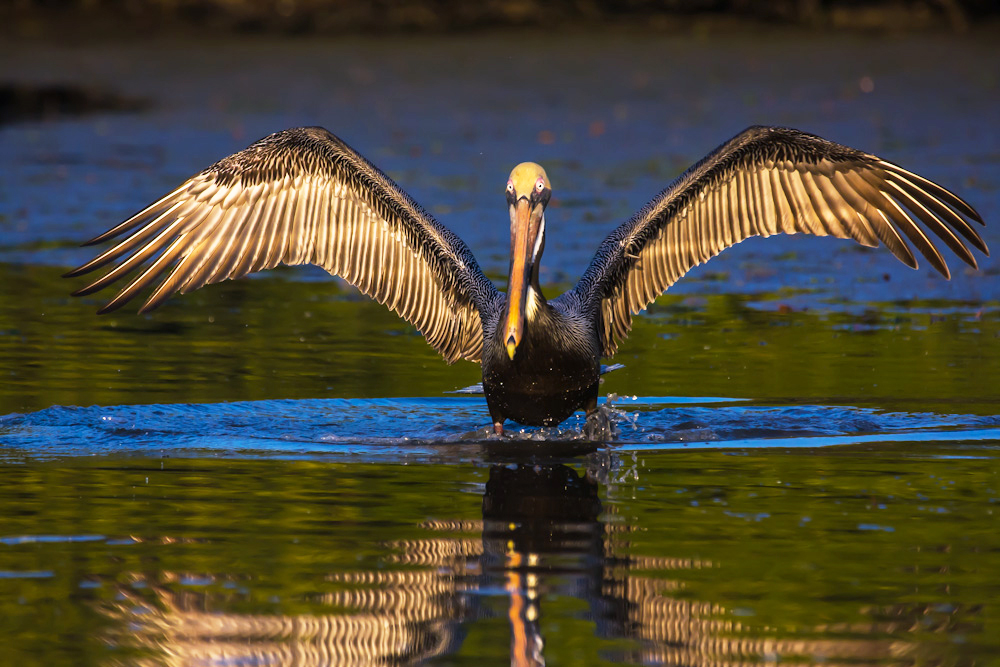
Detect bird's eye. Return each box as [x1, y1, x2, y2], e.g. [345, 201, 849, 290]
[536, 179, 544, 191]
[506, 181, 514, 193]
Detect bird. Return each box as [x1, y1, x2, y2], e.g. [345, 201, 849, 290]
[66, 125, 988, 435]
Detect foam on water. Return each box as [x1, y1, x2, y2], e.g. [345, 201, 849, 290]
[3, 395, 997, 462]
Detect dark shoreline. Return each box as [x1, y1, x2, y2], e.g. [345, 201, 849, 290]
[4, 0, 999, 41]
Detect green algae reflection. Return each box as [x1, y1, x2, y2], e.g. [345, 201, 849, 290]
[1, 263, 997, 416]
[0, 451, 997, 665]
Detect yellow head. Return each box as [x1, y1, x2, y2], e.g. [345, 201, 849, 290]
[502, 163, 551, 360]
[506, 162, 551, 200]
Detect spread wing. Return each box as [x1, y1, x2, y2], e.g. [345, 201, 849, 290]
[65, 127, 500, 363]
[569, 126, 988, 356]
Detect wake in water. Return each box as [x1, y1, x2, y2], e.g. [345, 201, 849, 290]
[458, 393, 641, 443]
[2, 394, 998, 462]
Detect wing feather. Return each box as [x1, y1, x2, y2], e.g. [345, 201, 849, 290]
[67, 127, 498, 363]
[829, 170, 916, 268]
[881, 179, 977, 269]
[845, 171, 948, 276]
[566, 126, 988, 356]
[742, 169, 760, 237]
[886, 171, 987, 254]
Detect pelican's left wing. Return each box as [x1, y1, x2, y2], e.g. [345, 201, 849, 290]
[568, 126, 988, 356]
[66, 127, 499, 363]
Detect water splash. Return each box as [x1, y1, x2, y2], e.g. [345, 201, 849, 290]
[2, 395, 997, 462]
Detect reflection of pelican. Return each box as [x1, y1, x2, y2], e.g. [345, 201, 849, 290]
[102, 462, 929, 666]
[67, 126, 988, 432]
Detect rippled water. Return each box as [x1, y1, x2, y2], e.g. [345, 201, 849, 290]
[4, 396, 1000, 461]
[2, 27, 999, 667]
[2, 441, 999, 665]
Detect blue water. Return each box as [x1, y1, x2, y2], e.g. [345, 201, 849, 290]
[1, 27, 999, 667]
[3, 396, 998, 462]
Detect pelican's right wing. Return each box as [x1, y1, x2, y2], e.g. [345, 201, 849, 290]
[569, 126, 987, 356]
[66, 127, 499, 363]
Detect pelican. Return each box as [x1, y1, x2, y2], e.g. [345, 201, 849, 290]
[66, 126, 988, 434]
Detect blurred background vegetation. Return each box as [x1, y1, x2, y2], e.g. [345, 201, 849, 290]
[3, 0, 998, 37]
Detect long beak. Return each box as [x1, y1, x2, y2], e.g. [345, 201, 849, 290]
[503, 198, 543, 360]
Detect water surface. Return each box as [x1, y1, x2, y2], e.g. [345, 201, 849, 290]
[1, 27, 999, 666]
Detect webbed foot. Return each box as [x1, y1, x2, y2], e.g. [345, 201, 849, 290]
[584, 408, 614, 441]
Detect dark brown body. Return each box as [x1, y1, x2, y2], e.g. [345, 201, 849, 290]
[482, 293, 601, 427]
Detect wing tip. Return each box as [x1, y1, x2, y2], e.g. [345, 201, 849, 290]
[971, 211, 986, 226]
[77, 289, 163, 315]
[135, 285, 176, 314]
[888, 243, 919, 271]
[95, 301, 124, 315]
[81, 234, 111, 247]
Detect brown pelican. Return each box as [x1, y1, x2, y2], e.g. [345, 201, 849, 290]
[66, 126, 988, 434]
